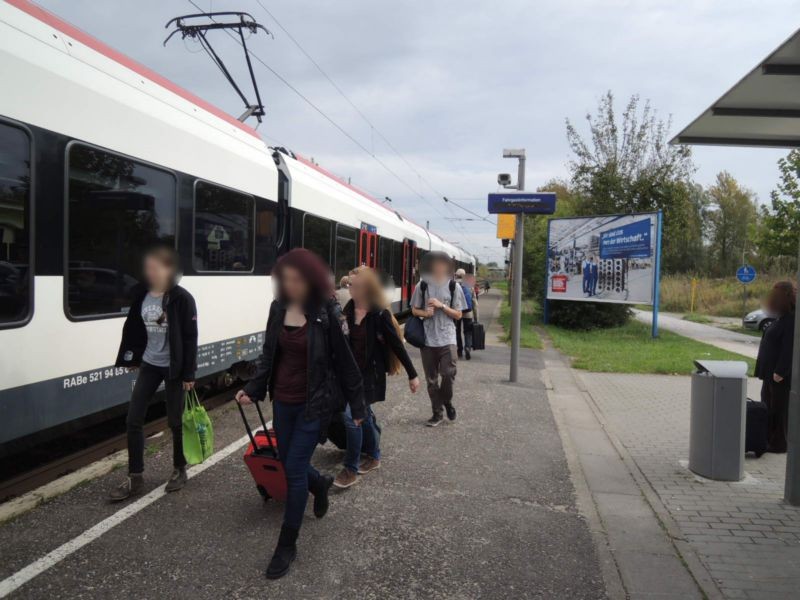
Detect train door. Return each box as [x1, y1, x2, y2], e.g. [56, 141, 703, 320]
[401, 238, 417, 308]
[359, 228, 378, 267]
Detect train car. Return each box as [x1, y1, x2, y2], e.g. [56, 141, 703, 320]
[0, 0, 474, 456]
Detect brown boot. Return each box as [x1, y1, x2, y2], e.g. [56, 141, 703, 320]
[108, 473, 144, 502]
[357, 458, 381, 474]
[333, 468, 358, 489]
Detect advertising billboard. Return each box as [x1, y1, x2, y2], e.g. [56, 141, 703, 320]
[546, 212, 659, 305]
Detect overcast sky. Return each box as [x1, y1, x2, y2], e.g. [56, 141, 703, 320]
[36, 0, 796, 264]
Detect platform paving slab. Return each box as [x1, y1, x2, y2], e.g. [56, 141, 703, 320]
[578, 371, 800, 600]
[542, 346, 706, 600]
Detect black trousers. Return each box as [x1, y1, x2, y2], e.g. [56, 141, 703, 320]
[456, 316, 474, 354]
[126, 362, 186, 474]
[761, 379, 790, 453]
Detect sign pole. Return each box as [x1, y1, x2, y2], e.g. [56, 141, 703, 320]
[543, 223, 551, 325]
[487, 158, 556, 383]
[786, 241, 800, 505]
[509, 155, 526, 383]
[651, 211, 663, 339]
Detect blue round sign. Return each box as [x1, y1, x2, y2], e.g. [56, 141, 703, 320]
[736, 265, 757, 284]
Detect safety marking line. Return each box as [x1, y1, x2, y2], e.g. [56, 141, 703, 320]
[0, 434, 250, 599]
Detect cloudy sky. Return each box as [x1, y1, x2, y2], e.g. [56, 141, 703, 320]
[35, 0, 796, 263]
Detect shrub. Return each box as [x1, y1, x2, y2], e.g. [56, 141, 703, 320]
[547, 300, 631, 330]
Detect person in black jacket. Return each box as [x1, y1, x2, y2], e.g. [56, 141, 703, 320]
[235, 248, 364, 580]
[109, 245, 198, 501]
[755, 281, 796, 453]
[333, 266, 421, 489]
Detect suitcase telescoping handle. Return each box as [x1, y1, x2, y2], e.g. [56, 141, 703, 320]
[235, 397, 276, 453]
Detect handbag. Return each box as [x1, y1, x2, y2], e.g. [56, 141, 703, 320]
[403, 281, 428, 348]
[182, 389, 214, 465]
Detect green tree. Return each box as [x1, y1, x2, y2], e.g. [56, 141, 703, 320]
[523, 179, 576, 302]
[706, 172, 758, 276]
[758, 150, 800, 271]
[565, 91, 702, 274]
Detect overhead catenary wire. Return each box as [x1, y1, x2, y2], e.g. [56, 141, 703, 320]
[253, 0, 494, 225]
[183, 0, 492, 248]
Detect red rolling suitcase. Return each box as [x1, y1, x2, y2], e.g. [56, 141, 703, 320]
[237, 400, 287, 502]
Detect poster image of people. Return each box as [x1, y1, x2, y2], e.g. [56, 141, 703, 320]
[546, 212, 659, 305]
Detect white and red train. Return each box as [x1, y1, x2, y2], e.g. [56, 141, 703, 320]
[0, 0, 475, 454]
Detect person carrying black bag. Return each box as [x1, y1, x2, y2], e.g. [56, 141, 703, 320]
[333, 266, 421, 488]
[410, 252, 466, 427]
[755, 281, 796, 453]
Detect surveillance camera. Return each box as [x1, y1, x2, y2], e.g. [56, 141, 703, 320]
[497, 173, 512, 186]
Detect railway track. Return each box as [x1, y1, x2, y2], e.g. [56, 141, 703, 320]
[0, 391, 232, 503]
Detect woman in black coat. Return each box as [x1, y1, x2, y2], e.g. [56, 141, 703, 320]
[111, 245, 198, 501]
[235, 249, 364, 580]
[333, 266, 421, 489]
[755, 281, 796, 453]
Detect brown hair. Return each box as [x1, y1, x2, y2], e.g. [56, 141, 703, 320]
[273, 248, 334, 307]
[350, 266, 404, 376]
[767, 281, 796, 316]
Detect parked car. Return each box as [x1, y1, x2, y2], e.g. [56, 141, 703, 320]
[743, 308, 774, 331]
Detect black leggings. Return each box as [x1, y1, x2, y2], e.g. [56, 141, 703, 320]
[761, 379, 790, 453]
[126, 362, 186, 474]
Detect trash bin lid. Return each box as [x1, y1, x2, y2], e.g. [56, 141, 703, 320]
[693, 360, 749, 378]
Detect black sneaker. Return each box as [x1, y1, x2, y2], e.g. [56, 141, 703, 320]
[426, 415, 444, 427]
[165, 467, 187, 493]
[108, 473, 144, 502]
[445, 404, 457, 421]
[465, 348, 471, 360]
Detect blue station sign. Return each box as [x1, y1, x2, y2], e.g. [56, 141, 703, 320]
[487, 192, 557, 215]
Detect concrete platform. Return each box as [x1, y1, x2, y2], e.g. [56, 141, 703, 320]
[0, 291, 607, 599]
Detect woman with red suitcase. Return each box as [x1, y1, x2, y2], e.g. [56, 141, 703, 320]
[235, 249, 364, 580]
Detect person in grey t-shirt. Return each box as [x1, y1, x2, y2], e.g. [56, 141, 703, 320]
[141, 292, 170, 367]
[410, 252, 466, 427]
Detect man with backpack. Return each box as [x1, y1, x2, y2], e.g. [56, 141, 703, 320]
[454, 268, 475, 360]
[411, 252, 466, 427]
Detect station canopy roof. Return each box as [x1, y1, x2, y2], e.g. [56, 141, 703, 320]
[671, 28, 800, 148]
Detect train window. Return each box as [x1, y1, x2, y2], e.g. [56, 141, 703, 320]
[334, 224, 357, 281]
[378, 237, 392, 274]
[194, 181, 254, 272]
[0, 122, 31, 326]
[391, 240, 403, 286]
[67, 144, 176, 318]
[303, 213, 331, 263]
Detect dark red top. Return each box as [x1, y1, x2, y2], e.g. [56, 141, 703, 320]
[350, 318, 367, 371]
[272, 323, 308, 405]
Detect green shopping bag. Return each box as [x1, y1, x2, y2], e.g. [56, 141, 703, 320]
[182, 390, 214, 465]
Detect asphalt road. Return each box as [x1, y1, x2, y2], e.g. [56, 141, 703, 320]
[0, 291, 606, 599]
[633, 309, 760, 358]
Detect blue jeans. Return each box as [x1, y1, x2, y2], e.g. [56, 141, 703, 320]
[343, 404, 380, 473]
[272, 401, 322, 530]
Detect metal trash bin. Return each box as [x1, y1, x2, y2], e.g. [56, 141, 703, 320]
[689, 360, 748, 481]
